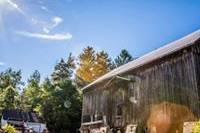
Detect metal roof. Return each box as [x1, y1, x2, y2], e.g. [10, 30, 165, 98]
[2, 109, 39, 123]
[82, 29, 200, 90]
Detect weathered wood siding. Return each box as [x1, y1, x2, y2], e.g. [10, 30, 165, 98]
[193, 41, 200, 104]
[82, 42, 200, 129]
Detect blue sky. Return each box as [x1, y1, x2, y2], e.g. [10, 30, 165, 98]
[0, 0, 200, 82]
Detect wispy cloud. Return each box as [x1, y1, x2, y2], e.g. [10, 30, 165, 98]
[30, 16, 64, 34]
[0, 62, 5, 66]
[52, 17, 63, 28]
[16, 31, 72, 41]
[41, 6, 49, 12]
[42, 16, 63, 33]
[1, 0, 72, 41]
[17, 16, 70, 41]
[7, 0, 24, 14]
[0, 0, 25, 15]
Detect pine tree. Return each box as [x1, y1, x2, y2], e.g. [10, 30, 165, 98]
[0, 85, 18, 109]
[76, 46, 111, 84]
[0, 68, 22, 110]
[0, 68, 22, 91]
[111, 49, 133, 69]
[39, 79, 82, 133]
[38, 62, 81, 132]
[76, 46, 96, 83]
[51, 53, 75, 84]
[93, 51, 111, 79]
[22, 70, 42, 112]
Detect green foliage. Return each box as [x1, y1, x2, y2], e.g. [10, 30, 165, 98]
[0, 68, 23, 90]
[22, 70, 42, 112]
[0, 68, 22, 110]
[51, 53, 75, 84]
[39, 79, 82, 133]
[28, 70, 40, 84]
[2, 124, 17, 133]
[44, 56, 81, 132]
[22, 55, 81, 133]
[0, 85, 18, 109]
[193, 120, 200, 133]
[111, 49, 133, 69]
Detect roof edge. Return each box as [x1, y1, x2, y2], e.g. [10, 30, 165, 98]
[82, 29, 200, 90]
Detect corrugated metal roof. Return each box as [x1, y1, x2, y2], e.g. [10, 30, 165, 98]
[82, 29, 200, 90]
[2, 109, 39, 123]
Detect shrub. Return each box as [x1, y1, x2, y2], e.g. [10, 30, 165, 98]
[2, 124, 17, 133]
[193, 120, 200, 133]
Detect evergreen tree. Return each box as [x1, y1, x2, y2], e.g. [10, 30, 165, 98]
[76, 46, 111, 84]
[0, 85, 18, 109]
[51, 53, 75, 84]
[39, 72, 81, 132]
[40, 79, 81, 133]
[0, 68, 22, 91]
[111, 49, 133, 69]
[22, 70, 42, 112]
[76, 46, 95, 83]
[28, 70, 40, 84]
[93, 51, 111, 79]
[0, 68, 22, 110]
[23, 54, 81, 133]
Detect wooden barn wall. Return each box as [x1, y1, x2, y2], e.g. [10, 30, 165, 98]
[82, 44, 200, 128]
[137, 46, 200, 121]
[193, 42, 200, 106]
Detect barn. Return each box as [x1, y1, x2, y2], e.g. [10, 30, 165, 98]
[1, 109, 47, 133]
[80, 29, 200, 133]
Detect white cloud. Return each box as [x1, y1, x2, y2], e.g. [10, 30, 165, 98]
[31, 18, 46, 26]
[53, 17, 62, 25]
[0, 62, 5, 66]
[42, 27, 50, 34]
[1, 0, 71, 41]
[41, 6, 49, 12]
[16, 31, 72, 41]
[18, 16, 71, 41]
[7, 0, 23, 13]
[0, 0, 25, 15]
[50, 16, 63, 29]
[42, 16, 63, 33]
[29, 16, 64, 34]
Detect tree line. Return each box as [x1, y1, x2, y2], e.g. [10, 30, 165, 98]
[0, 46, 133, 133]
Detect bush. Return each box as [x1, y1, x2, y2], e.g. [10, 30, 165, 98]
[193, 120, 200, 133]
[2, 124, 17, 133]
